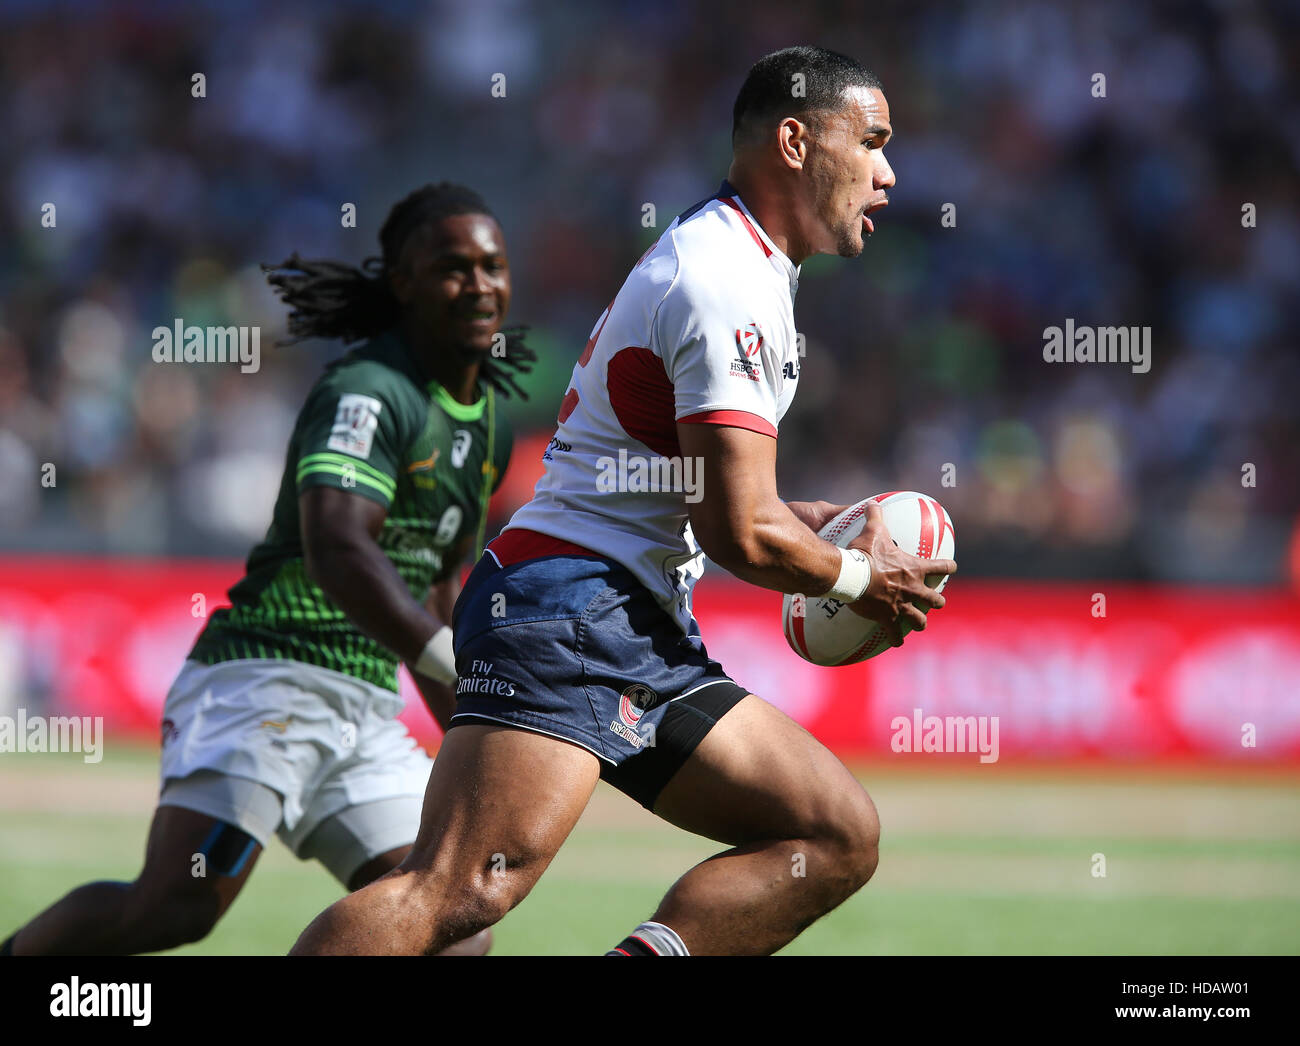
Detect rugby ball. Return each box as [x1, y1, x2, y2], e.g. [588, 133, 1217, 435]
[782, 491, 955, 666]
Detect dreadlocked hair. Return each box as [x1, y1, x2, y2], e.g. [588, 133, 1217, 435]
[261, 182, 535, 400]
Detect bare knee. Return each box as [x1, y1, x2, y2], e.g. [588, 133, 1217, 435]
[124, 880, 225, 949]
[849, 788, 881, 882]
[807, 787, 880, 897]
[463, 851, 544, 929]
[412, 874, 511, 953]
[417, 843, 550, 952]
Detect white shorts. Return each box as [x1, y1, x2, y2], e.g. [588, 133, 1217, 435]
[157, 659, 433, 885]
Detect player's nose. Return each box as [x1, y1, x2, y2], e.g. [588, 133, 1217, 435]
[464, 265, 497, 301]
[875, 153, 896, 190]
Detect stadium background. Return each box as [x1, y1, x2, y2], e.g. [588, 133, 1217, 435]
[1, 0, 1297, 954]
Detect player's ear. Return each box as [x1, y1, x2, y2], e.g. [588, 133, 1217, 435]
[388, 261, 413, 306]
[388, 228, 429, 306]
[777, 117, 808, 170]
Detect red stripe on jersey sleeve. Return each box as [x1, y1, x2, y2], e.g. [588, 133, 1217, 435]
[677, 408, 777, 438]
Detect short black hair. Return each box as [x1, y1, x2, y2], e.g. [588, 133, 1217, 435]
[378, 182, 495, 273]
[732, 46, 882, 144]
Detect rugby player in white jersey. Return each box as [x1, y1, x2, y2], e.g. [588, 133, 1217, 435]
[292, 45, 955, 956]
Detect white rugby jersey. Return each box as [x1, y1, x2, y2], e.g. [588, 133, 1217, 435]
[494, 181, 802, 635]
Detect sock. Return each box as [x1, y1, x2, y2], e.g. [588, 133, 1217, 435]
[0, 934, 15, 956]
[604, 920, 689, 956]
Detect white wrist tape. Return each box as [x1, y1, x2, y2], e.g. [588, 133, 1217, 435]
[414, 626, 457, 684]
[827, 547, 872, 602]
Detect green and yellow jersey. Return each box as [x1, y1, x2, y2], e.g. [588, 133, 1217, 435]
[190, 329, 512, 691]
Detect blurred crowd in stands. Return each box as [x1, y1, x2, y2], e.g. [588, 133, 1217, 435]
[0, 0, 1296, 583]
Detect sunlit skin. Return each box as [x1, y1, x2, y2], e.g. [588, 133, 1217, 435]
[390, 213, 511, 404]
[286, 76, 954, 961]
[728, 86, 895, 264]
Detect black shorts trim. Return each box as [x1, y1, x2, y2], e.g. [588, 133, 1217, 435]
[448, 683, 750, 812]
[601, 680, 749, 811]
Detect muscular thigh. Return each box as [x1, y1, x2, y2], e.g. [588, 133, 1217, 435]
[404, 724, 600, 885]
[651, 694, 875, 846]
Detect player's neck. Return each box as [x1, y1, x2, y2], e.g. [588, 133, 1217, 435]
[427, 356, 482, 405]
[725, 166, 808, 264]
[398, 323, 482, 405]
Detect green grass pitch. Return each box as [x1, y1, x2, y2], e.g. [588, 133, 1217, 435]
[2, 744, 1297, 955]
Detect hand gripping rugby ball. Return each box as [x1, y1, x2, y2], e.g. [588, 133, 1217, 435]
[782, 491, 955, 666]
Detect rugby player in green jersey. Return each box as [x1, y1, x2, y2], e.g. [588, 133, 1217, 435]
[2, 183, 531, 956]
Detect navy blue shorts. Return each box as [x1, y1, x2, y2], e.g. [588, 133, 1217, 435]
[449, 550, 748, 810]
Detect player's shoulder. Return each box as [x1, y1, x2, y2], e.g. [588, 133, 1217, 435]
[312, 332, 425, 408]
[654, 207, 773, 320]
[666, 190, 777, 286]
[598, 188, 778, 348]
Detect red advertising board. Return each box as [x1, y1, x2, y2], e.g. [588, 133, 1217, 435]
[693, 580, 1300, 763]
[0, 557, 1297, 763]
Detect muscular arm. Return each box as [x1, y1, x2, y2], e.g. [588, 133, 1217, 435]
[678, 423, 843, 595]
[677, 422, 954, 644]
[300, 486, 444, 665]
[406, 535, 473, 732]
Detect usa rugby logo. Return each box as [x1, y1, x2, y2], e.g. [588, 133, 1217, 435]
[618, 683, 658, 726]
